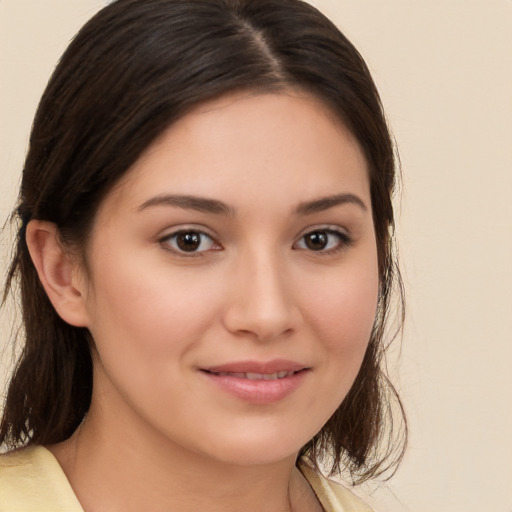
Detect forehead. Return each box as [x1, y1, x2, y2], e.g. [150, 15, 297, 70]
[100, 90, 370, 216]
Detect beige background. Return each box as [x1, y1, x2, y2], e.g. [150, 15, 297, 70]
[1, 1, 511, 510]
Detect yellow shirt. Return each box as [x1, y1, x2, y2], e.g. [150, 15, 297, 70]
[0, 446, 372, 512]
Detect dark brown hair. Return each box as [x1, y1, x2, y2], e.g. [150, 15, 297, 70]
[1, 0, 405, 483]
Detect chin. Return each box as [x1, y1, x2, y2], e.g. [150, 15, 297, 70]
[184, 425, 314, 467]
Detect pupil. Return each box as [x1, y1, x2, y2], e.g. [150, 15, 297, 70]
[177, 232, 200, 251]
[306, 232, 327, 250]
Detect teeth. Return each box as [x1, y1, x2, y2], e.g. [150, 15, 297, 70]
[246, 372, 264, 380]
[214, 371, 294, 380]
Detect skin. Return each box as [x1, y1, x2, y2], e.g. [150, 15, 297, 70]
[28, 91, 379, 512]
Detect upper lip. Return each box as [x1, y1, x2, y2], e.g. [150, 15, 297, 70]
[202, 359, 308, 374]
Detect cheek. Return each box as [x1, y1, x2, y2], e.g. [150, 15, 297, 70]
[83, 258, 221, 421]
[289, 258, 379, 432]
[300, 260, 379, 362]
[84, 255, 218, 360]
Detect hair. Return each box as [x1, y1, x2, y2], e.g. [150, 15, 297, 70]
[0, 0, 405, 483]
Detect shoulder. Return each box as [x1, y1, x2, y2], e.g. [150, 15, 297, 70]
[298, 460, 374, 512]
[0, 445, 84, 512]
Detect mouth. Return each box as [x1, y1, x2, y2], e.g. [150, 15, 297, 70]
[199, 360, 309, 404]
[202, 359, 308, 375]
[205, 370, 298, 380]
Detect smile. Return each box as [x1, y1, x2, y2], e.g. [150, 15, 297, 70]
[208, 371, 296, 380]
[200, 361, 309, 404]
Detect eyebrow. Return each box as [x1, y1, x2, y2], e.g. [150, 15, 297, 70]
[137, 194, 234, 215]
[295, 193, 367, 215]
[137, 192, 367, 216]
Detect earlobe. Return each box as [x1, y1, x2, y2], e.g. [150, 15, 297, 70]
[25, 220, 90, 327]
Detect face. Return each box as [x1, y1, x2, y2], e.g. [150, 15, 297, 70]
[78, 91, 379, 466]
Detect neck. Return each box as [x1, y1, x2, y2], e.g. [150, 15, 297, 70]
[48, 402, 321, 512]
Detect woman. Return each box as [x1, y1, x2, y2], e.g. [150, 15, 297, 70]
[0, 0, 405, 510]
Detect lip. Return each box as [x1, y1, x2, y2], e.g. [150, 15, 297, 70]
[204, 359, 307, 374]
[200, 359, 309, 404]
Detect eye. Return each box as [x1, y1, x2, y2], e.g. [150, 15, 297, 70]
[161, 230, 220, 255]
[294, 229, 351, 253]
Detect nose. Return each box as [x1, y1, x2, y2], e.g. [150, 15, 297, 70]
[222, 250, 301, 342]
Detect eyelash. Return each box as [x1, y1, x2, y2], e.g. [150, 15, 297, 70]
[293, 228, 353, 255]
[159, 227, 352, 257]
[159, 229, 221, 257]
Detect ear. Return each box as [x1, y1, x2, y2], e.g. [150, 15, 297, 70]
[25, 220, 90, 327]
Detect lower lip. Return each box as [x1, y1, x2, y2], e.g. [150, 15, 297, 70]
[201, 370, 308, 404]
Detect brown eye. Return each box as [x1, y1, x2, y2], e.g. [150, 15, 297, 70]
[304, 232, 329, 250]
[162, 230, 218, 254]
[294, 229, 351, 253]
[177, 232, 201, 252]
